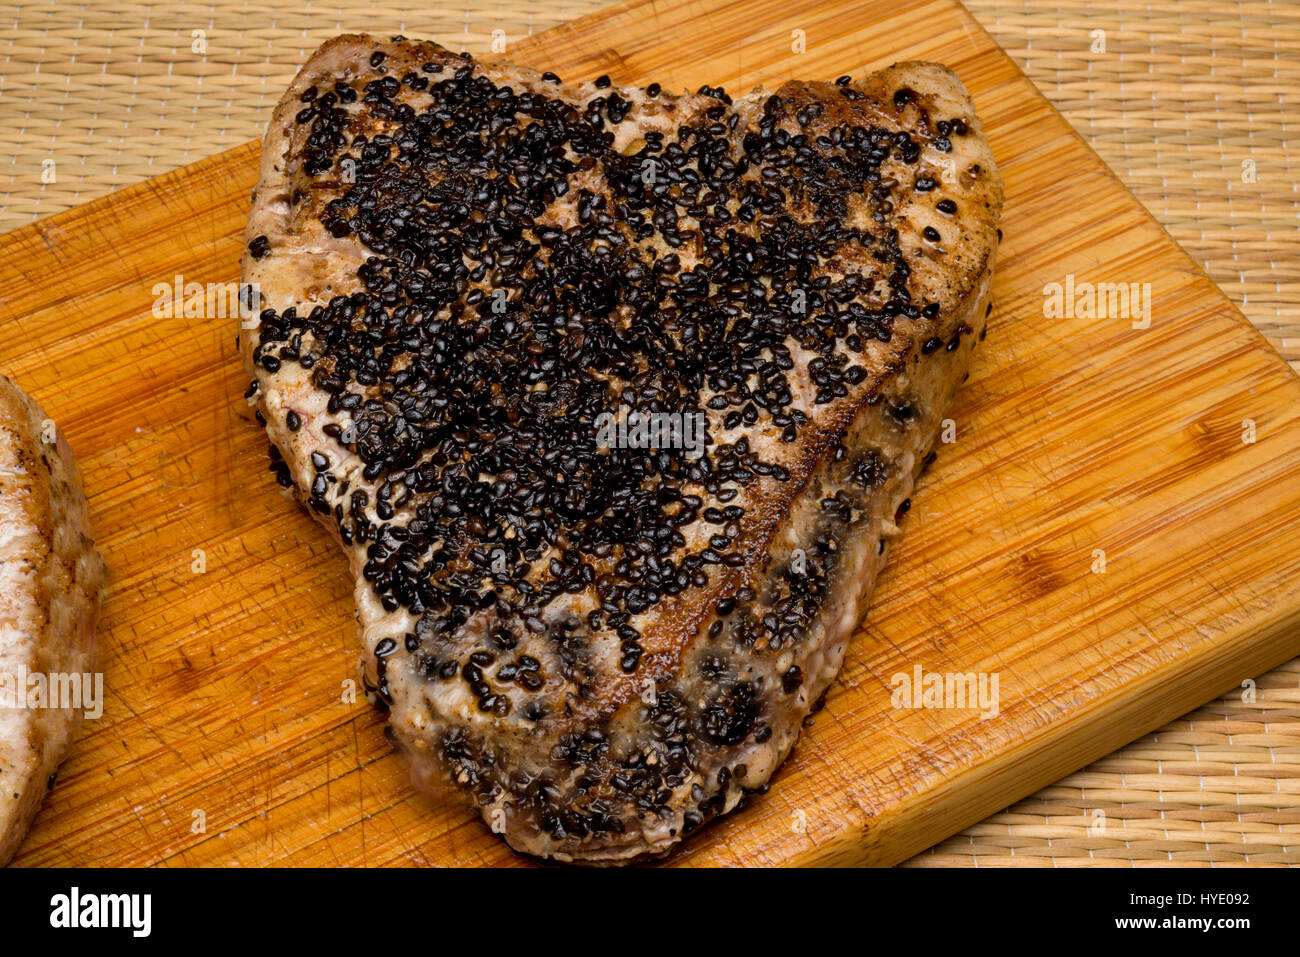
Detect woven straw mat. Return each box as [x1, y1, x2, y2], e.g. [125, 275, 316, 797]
[0, 0, 1297, 867]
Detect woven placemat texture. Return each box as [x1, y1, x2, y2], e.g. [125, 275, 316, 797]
[0, 1, 610, 221]
[966, 0, 1300, 368]
[1, 0, 1297, 867]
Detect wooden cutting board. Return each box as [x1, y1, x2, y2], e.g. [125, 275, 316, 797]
[5, 0, 1300, 868]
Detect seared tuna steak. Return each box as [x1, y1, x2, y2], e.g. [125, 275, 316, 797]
[241, 34, 1003, 862]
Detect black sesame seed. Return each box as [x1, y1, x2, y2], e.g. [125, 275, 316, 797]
[782, 665, 803, 693]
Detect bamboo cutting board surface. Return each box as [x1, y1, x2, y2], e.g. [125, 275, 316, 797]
[5, 0, 1300, 867]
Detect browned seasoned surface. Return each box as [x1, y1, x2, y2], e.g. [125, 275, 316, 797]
[241, 34, 1001, 862]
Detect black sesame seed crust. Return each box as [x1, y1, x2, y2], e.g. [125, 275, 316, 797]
[240, 34, 1003, 863]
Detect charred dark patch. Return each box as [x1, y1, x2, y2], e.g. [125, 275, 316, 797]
[849, 448, 889, 487]
[552, 729, 610, 767]
[699, 681, 760, 745]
